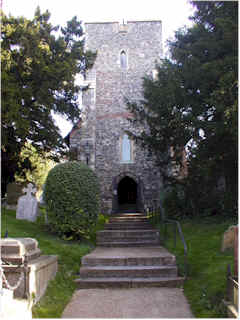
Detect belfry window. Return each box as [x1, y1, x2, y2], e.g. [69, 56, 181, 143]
[120, 50, 127, 69]
[121, 134, 133, 162]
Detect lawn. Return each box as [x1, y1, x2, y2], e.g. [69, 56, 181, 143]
[1, 208, 236, 318]
[1, 208, 107, 318]
[156, 215, 237, 318]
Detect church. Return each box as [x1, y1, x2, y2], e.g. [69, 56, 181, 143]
[69, 20, 164, 214]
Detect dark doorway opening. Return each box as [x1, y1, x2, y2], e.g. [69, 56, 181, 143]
[117, 176, 137, 212]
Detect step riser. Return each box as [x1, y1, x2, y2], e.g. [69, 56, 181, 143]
[76, 213, 183, 289]
[108, 221, 149, 225]
[76, 279, 184, 289]
[98, 242, 161, 247]
[109, 219, 148, 223]
[112, 214, 146, 218]
[80, 268, 177, 278]
[97, 236, 159, 242]
[104, 225, 152, 230]
[97, 230, 159, 237]
[82, 257, 176, 267]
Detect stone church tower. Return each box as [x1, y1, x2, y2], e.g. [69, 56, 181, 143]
[70, 20, 163, 214]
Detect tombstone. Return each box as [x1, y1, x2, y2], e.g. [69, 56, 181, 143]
[16, 183, 38, 222]
[0, 237, 58, 304]
[221, 225, 238, 252]
[6, 182, 26, 209]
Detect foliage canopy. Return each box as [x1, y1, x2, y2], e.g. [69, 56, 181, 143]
[1, 7, 96, 194]
[127, 1, 238, 216]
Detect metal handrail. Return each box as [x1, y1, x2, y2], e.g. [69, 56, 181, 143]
[164, 218, 188, 277]
[146, 200, 188, 277]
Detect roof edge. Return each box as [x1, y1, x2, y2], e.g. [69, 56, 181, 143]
[84, 20, 162, 25]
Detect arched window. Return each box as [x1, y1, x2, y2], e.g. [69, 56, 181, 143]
[121, 134, 132, 162]
[120, 50, 127, 69]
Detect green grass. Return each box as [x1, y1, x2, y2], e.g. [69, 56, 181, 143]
[1, 208, 107, 318]
[156, 216, 236, 318]
[1, 208, 236, 318]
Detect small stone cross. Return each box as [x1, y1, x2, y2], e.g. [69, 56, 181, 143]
[22, 183, 37, 197]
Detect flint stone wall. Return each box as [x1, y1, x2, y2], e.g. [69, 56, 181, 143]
[70, 21, 164, 213]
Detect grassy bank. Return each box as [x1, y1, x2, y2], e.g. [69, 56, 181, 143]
[157, 216, 236, 318]
[1, 209, 236, 317]
[1, 208, 106, 318]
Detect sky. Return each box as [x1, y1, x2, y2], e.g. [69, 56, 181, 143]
[3, 0, 195, 136]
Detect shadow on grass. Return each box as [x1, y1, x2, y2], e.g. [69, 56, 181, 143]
[1, 209, 107, 318]
[153, 216, 235, 318]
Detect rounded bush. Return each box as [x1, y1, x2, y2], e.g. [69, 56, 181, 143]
[44, 161, 100, 240]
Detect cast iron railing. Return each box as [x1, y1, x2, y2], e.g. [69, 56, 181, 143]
[146, 199, 188, 277]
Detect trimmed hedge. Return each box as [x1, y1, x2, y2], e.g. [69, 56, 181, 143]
[44, 161, 100, 240]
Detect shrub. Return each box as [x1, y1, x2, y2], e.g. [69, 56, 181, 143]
[44, 161, 100, 240]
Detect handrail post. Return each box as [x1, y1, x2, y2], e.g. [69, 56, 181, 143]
[164, 223, 167, 242]
[174, 223, 177, 248]
[153, 199, 188, 277]
[184, 252, 188, 277]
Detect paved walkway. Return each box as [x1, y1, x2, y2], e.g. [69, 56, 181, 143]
[62, 287, 193, 318]
[62, 214, 194, 318]
[62, 246, 193, 318]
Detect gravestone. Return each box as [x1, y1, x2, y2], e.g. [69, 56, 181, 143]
[222, 225, 238, 252]
[6, 182, 26, 209]
[0, 237, 58, 304]
[16, 183, 38, 222]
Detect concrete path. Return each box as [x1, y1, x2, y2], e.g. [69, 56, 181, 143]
[62, 214, 194, 318]
[62, 287, 194, 318]
[62, 246, 194, 318]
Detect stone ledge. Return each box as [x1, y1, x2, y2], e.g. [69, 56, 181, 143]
[28, 255, 58, 303]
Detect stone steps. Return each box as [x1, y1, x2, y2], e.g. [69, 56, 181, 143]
[76, 212, 184, 289]
[82, 254, 176, 266]
[97, 240, 161, 247]
[104, 223, 152, 229]
[97, 233, 160, 244]
[97, 229, 158, 237]
[76, 277, 184, 289]
[79, 265, 178, 278]
[97, 214, 160, 247]
[109, 218, 148, 223]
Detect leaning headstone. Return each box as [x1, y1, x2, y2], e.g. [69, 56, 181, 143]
[6, 182, 26, 210]
[16, 183, 38, 222]
[221, 225, 238, 252]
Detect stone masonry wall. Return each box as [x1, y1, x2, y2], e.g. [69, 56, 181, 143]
[70, 21, 164, 213]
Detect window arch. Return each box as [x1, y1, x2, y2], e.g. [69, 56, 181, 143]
[120, 134, 133, 163]
[120, 50, 127, 69]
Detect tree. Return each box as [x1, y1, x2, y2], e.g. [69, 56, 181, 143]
[1, 7, 96, 195]
[127, 1, 238, 216]
[14, 142, 56, 197]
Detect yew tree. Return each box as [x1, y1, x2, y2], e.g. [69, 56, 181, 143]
[127, 1, 238, 216]
[1, 7, 96, 195]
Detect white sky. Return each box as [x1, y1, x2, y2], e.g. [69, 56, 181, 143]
[3, 0, 195, 136]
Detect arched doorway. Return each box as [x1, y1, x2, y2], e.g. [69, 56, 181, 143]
[117, 176, 137, 212]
